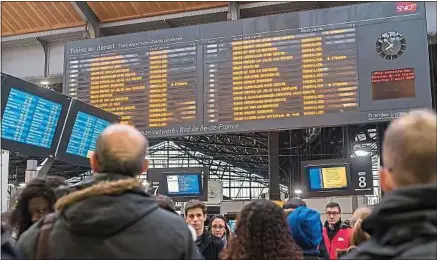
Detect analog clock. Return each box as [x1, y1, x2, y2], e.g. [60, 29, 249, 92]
[376, 31, 406, 60]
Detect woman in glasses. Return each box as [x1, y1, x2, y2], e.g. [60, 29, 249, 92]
[208, 215, 231, 248]
[9, 178, 56, 240]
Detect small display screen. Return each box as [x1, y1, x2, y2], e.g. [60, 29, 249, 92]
[1, 88, 62, 148]
[307, 165, 348, 191]
[66, 111, 112, 158]
[371, 68, 415, 100]
[166, 174, 201, 196]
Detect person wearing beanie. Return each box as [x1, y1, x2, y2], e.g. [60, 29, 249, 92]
[283, 198, 307, 216]
[284, 200, 329, 260]
[288, 207, 323, 260]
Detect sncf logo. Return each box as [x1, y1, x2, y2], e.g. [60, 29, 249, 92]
[396, 2, 417, 13]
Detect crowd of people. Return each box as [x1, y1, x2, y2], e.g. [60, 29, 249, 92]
[1, 109, 436, 259]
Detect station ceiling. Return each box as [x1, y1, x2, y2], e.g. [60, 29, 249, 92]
[1, 1, 230, 36]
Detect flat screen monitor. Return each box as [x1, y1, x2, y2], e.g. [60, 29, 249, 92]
[147, 167, 208, 202]
[301, 158, 373, 198]
[55, 99, 120, 166]
[1, 73, 71, 157]
[306, 165, 349, 192]
[164, 172, 202, 197]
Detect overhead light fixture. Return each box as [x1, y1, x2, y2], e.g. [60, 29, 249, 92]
[40, 81, 49, 85]
[294, 189, 302, 195]
[354, 150, 370, 157]
[19, 183, 26, 187]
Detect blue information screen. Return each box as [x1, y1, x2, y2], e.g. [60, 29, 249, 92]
[166, 174, 201, 195]
[1, 88, 62, 148]
[66, 111, 111, 158]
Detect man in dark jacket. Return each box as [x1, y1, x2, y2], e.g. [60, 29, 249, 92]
[342, 109, 437, 259]
[17, 124, 202, 259]
[185, 199, 223, 260]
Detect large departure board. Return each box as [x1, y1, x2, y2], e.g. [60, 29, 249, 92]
[1, 73, 71, 157]
[64, 2, 432, 138]
[56, 99, 120, 167]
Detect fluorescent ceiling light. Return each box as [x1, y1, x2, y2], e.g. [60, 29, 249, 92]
[355, 150, 370, 157]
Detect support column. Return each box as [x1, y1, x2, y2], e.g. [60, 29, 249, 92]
[227, 1, 240, 21]
[71, 2, 101, 38]
[1, 150, 9, 213]
[377, 123, 387, 197]
[36, 37, 49, 78]
[342, 126, 351, 158]
[268, 131, 280, 200]
[36, 157, 55, 178]
[25, 160, 38, 183]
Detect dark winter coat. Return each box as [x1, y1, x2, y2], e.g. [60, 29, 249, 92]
[196, 229, 223, 260]
[1, 226, 20, 260]
[341, 184, 437, 259]
[17, 173, 203, 259]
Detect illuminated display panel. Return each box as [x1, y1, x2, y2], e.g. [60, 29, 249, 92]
[66, 42, 197, 130]
[64, 2, 431, 138]
[301, 158, 373, 198]
[2, 88, 62, 148]
[1, 73, 71, 157]
[166, 174, 202, 196]
[66, 111, 112, 158]
[55, 99, 121, 167]
[307, 166, 348, 191]
[204, 28, 358, 123]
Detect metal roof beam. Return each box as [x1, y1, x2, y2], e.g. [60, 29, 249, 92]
[100, 6, 229, 35]
[1, 26, 86, 49]
[227, 2, 240, 20]
[71, 2, 101, 38]
[100, 6, 229, 29]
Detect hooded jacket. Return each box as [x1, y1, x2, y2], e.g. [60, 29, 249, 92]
[288, 206, 323, 260]
[17, 173, 203, 259]
[341, 184, 437, 259]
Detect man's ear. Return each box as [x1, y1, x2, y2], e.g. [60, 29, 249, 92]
[89, 152, 99, 173]
[379, 167, 395, 193]
[141, 159, 149, 172]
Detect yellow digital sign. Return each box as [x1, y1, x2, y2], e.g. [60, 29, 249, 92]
[322, 167, 348, 189]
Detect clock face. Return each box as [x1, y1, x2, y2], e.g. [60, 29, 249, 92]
[376, 31, 406, 60]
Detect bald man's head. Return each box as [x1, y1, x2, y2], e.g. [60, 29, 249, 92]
[91, 124, 149, 176]
[380, 109, 436, 191]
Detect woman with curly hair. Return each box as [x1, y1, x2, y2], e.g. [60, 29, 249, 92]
[9, 178, 56, 240]
[221, 199, 304, 260]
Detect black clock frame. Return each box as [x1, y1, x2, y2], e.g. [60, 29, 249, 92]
[376, 31, 407, 60]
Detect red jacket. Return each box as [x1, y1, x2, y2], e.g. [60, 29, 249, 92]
[322, 221, 351, 260]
